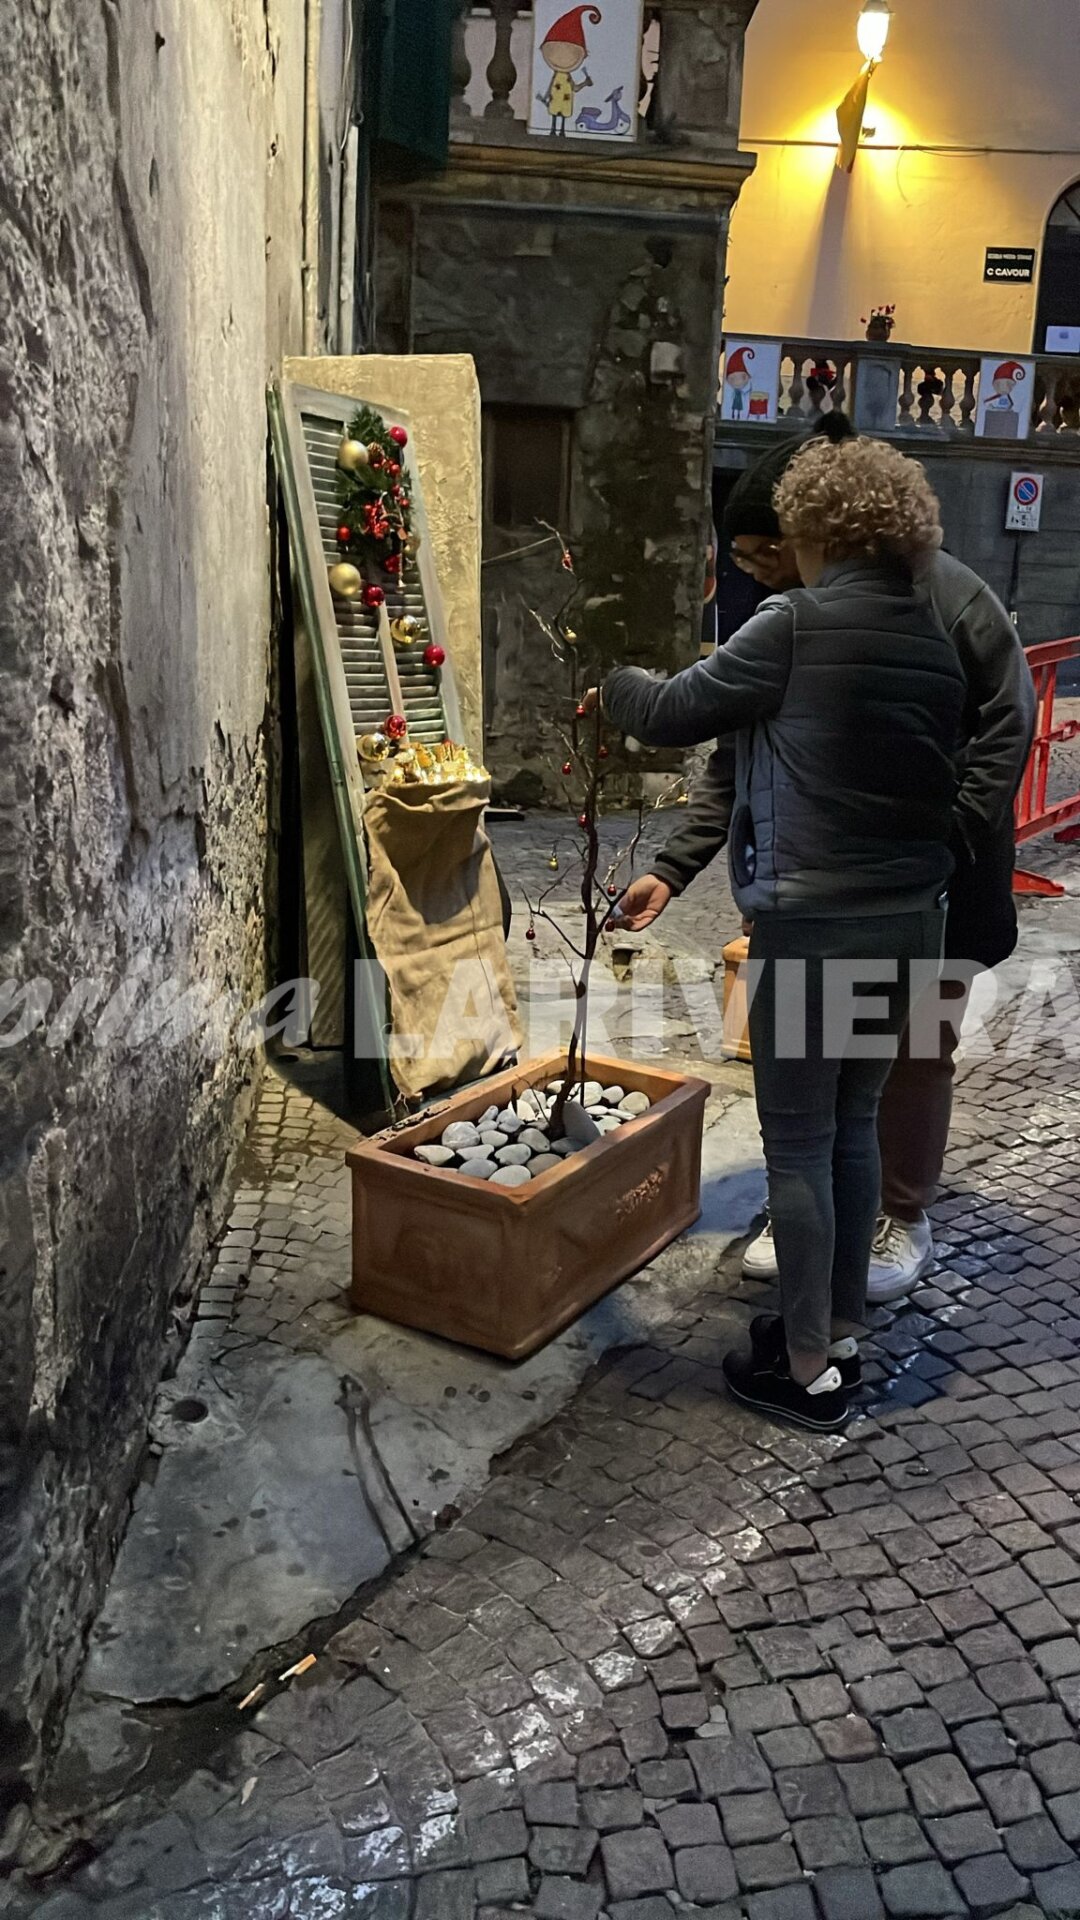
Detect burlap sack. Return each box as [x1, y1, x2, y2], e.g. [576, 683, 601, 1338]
[362, 779, 522, 1102]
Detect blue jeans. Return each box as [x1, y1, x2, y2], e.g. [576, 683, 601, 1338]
[747, 909, 945, 1356]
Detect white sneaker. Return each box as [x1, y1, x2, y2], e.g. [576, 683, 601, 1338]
[867, 1212, 934, 1305]
[742, 1212, 779, 1279]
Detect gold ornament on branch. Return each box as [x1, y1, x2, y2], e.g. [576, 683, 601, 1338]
[336, 437, 370, 474]
[328, 562, 363, 598]
[357, 732, 390, 762]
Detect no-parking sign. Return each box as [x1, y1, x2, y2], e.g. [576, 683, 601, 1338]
[1006, 471, 1044, 532]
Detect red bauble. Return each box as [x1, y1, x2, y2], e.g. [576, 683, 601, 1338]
[577, 813, 588, 828]
[387, 461, 401, 479]
[607, 884, 618, 898]
[385, 713, 408, 741]
[561, 761, 572, 776]
[423, 643, 446, 669]
[383, 553, 403, 575]
[525, 926, 537, 942]
[392, 485, 406, 503]
[363, 585, 385, 608]
[575, 704, 587, 719]
[337, 524, 351, 544]
[598, 744, 609, 759]
[389, 425, 409, 448]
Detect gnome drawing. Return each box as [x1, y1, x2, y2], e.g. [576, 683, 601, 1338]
[537, 5, 600, 137]
[725, 345, 755, 420]
[985, 358, 1026, 414]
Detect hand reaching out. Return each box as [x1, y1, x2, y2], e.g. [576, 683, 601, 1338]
[607, 874, 673, 931]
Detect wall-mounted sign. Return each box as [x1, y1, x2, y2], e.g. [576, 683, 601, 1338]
[528, 1, 645, 144]
[1045, 325, 1080, 354]
[719, 339, 783, 424]
[1006, 471, 1044, 533]
[974, 356, 1035, 440]
[984, 247, 1037, 284]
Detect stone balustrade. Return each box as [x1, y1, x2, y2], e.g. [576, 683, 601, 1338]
[732, 337, 1080, 444]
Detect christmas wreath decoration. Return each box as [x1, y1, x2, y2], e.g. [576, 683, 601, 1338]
[334, 406, 419, 579]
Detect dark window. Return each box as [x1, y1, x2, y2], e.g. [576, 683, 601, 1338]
[484, 407, 572, 532]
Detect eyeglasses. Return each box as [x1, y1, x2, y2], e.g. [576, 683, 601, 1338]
[730, 541, 781, 573]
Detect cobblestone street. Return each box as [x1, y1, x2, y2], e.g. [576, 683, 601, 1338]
[7, 830, 1080, 1920]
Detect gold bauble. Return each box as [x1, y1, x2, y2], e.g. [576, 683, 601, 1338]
[337, 437, 370, 473]
[358, 732, 389, 762]
[404, 530, 423, 555]
[390, 614, 421, 647]
[328, 562, 363, 598]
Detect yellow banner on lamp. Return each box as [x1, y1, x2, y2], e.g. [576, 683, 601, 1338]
[836, 68, 871, 172]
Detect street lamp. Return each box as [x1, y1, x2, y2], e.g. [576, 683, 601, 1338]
[856, 0, 892, 67]
[837, 0, 893, 170]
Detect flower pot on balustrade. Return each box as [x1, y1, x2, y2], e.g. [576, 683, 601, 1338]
[347, 1050, 709, 1360]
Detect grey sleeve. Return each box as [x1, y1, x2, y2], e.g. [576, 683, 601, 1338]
[602, 598, 794, 748]
[650, 739, 737, 895]
[946, 581, 1036, 843]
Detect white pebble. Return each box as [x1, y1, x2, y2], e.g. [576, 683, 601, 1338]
[582, 1081, 605, 1107]
[415, 1144, 456, 1167]
[530, 1153, 562, 1175]
[442, 1121, 481, 1149]
[490, 1164, 532, 1187]
[458, 1157, 498, 1180]
[497, 1144, 532, 1166]
[496, 1110, 524, 1136]
[479, 1129, 508, 1149]
[601, 1085, 625, 1106]
[563, 1099, 601, 1146]
[594, 1114, 624, 1133]
[516, 1089, 546, 1121]
[618, 1092, 651, 1116]
[458, 1143, 496, 1160]
[550, 1138, 576, 1156]
[479, 1105, 499, 1126]
[519, 1127, 549, 1152]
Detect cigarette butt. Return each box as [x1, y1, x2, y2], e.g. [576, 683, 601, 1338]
[237, 1683, 265, 1711]
[278, 1654, 317, 1682]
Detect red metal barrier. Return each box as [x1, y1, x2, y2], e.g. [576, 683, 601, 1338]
[1014, 636, 1080, 898]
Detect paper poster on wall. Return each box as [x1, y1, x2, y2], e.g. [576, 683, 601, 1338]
[720, 340, 783, 424]
[528, 2, 644, 144]
[975, 356, 1036, 440]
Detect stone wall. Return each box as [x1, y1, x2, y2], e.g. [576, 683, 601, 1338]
[0, 0, 310, 1802]
[375, 205, 725, 801]
[376, 2, 757, 799]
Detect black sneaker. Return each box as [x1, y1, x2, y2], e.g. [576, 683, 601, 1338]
[723, 1347, 851, 1433]
[749, 1314, 862, 1393]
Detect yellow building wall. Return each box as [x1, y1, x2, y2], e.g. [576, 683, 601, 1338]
[725, 0, 1080, 353]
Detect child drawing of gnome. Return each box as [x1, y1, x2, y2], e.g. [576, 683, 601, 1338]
[537, 5, 600, 136]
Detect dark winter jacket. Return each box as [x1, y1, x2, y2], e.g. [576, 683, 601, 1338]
[633, 552, 1035, 964]
[603, 557, 968, 920]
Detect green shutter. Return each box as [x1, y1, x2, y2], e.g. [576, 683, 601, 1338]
[373, 0, 454, 179]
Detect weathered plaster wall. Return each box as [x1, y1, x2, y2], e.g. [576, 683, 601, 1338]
[0, 0, 307, 1801]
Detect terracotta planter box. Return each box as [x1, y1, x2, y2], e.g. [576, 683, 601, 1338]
[347, 1051, 709, 1359]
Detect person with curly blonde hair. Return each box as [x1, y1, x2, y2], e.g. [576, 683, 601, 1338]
[596, 432, 969, 1434]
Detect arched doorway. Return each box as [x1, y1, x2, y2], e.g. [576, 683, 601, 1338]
[1034, 181, 1080, 353]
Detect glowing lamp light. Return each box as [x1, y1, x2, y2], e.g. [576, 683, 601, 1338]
[857, 0, 892, 64]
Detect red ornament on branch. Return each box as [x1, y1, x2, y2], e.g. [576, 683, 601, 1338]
[577, 813, 588, 828]
[575, 704, 587, 719]
[387, 462, 401, 480]
[363, 584, 385, 609]
[389, 425, 409, 448]
[384, 713, 408, 742]
[337, 525, 351, 544]
[383, 553, 403, 575]
[423, 643, 446, 669]
[598, 744, 609, 759]
[561, 761, 573, 776]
